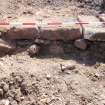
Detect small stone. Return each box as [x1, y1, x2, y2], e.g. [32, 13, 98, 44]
[13, 88, 22, 102]
[35, 39, 50, 45]
[11, 101, 18, 105]
[94, 62, 101, 69]
[20, 96, 25, 101]
[28, 44, 40, 56]
[0, 82, 9, 92]
[60, 64, 76, 72]
[34, 39, 45, 44]
[74, 39, 87, 50]
[3, 83, 9, 93]
[20, 82, 28, 95]
[0, 32, 2, 37]
[0, 82, 6, 88]
[99, 14, 105, 22]
[0, 88, 3, 98]
[46, 74, 51, 80]
[15, 75, 23, 84]
[10, 100, 18, 105]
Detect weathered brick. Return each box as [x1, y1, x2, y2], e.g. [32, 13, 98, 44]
[39, 17, 82, 41]
[78, 15, 105, 41]
[6, 17, 39, 40]
[7, 28, 38, 40]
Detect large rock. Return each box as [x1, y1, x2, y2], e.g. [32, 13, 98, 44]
[74, 39, 87, 50]
[0, 39, 15, 54]
[78, 15, 105, 41]
[39, 17, 82, 41]
[6, 17, 39, 40]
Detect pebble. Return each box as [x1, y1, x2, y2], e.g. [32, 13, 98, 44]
[46, 74, 51, 80]
[60, 64, 76, 72]
[3, 84, 9, 93]
[0, 88, 3, 98]
[74, 39, 87, 50]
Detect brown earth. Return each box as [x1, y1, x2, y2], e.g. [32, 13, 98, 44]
[0, 0, 104, 20]
[0, 0, 105, 105]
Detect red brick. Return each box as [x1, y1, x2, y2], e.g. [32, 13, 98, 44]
[6, 17, 39, 40]
[7, 28, 38, 40]
[39, 17, 82, 41]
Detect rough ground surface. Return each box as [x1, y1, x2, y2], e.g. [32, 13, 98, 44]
[0, 0, 105, 20]
[0, 42, 104, 105]
[0, 0, 105, 105]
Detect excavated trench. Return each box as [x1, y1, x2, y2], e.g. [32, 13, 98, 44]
[0, 1, 105, 105]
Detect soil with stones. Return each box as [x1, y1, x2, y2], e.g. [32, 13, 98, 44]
[0, 42, 104, 105]
[0, 0, 105, 20]
[0, 0, 105, 105]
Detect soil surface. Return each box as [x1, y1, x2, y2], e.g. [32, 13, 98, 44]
[0, 0, 104, 20]
[0, 0, 105, 105]
[0, 42, 104, 105]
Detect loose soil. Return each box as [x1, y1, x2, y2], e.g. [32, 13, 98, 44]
[0, 0, 105, 105]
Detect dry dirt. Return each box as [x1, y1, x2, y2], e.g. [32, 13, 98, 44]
[0, 42, 104, 105]
[0, 0, 104, 20]
[0, 0, 105, 105]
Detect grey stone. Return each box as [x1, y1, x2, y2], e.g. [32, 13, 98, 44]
[74, 39, 87, 50]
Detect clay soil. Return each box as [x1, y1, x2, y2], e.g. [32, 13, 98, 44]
[0, 0, 105, 105]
